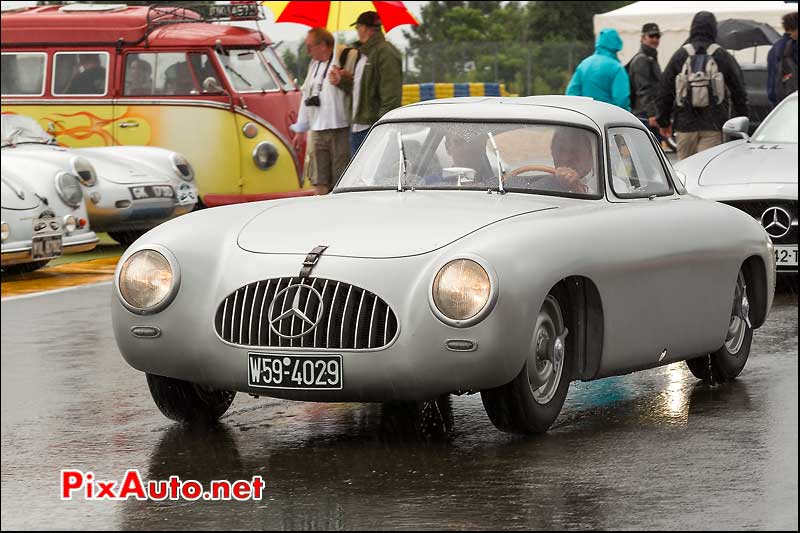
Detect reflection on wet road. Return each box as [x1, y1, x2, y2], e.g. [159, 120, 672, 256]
[1, 285, 797, 530]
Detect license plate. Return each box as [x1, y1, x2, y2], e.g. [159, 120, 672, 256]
[774, 245, 798, 267]
[31, 234, 62, 260]
[129, 185, 174, 200]
[248, 353, 342, 390]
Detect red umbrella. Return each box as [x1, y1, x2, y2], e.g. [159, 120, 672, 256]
[262, 1, 418, 33]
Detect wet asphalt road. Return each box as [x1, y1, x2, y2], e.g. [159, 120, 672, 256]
[1, 283, 797, 530]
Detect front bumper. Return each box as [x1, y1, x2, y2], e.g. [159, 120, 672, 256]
[87, 183, 197, 233]
[1, 231, 98, 266]
[112, 250, 533, 402]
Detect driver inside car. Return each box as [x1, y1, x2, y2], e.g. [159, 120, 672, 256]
[542, 127, 596, 194]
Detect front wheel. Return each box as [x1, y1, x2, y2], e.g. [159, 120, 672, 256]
[686, 270, 753, 383]
[481, 288, 573, 434]
[146, 373, 236, 424]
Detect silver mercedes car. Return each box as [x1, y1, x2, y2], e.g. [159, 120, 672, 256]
[675, 91, 798, 274]
[112, 97, 776, 434]
[1, 114, 198, 246]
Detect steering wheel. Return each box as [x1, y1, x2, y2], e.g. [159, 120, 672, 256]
[504, 164, 556, 178]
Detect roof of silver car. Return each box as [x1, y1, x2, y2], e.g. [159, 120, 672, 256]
[380, 96, 643, 130]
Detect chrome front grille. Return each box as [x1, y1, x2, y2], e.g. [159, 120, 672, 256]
[214, 277, 399, 350]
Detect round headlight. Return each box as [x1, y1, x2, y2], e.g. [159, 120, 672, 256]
[54, 172, 83, 207]
[118, 249, 178, 313]
[62, 215, 77, 234]
[170, 153, 194, 182]
[253, 141, 279, 170]
[1, 221, 9, 242]
[70, 156, 97, 186]
[432, 259, 492, 323]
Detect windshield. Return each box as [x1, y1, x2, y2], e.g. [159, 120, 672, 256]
[215, 49, 279, 93]
[262, 47, 296, 91]
[1, 114, 53, 146]
[335, 122, 601, 197]
[752, 95, 797, 144]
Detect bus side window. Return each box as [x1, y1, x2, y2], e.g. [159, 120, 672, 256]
[124, 52, 199, 96]
[188, 52, 224, 94]
[53, 52, 108, 96]
[1, 52, 46, 96]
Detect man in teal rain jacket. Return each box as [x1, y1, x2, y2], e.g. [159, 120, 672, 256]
[566, 28, 631, 111]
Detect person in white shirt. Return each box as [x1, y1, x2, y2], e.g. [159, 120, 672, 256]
[291, 28, 350, 194]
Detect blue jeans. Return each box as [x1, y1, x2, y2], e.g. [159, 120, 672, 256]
[350, 128, 369, 157]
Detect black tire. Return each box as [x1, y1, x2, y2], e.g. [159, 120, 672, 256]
[146, 373, 236, 424]
[686, 270, 753, 383]
[1, 260, 50, 275]
[481, 285, 573, 434]
[108, 230, 147, 247]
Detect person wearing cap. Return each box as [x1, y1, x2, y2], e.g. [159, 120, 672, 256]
[628, 23, 664, 144]
[329, 11, 403, 155]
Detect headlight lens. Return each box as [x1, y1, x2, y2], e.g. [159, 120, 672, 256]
[70, 156, 97, 186]
[170, 153, 194, 182]
[119, 249, 175, 312]
[1, 221, 9, 242]
[54, 172, 83, 207]
[253, 141, 279, 170]
[432, 259, 491, 321]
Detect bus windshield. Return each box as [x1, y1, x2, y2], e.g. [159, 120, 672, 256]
[216, 49, 279, 93]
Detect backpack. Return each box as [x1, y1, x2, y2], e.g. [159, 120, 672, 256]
[775, 38, 798, 103]
[675, 43, 725, 108]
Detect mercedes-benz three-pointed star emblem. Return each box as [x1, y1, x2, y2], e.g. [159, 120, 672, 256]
[760, 207, 792, 239]
[268, 284, 325, 339]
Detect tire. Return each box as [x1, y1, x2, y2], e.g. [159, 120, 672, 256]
[1, 260, 50, 275]
[481, 286, 573, 434]
[686, 270, 753, 383]
[146, 373, 236, 424]
[108, 230, 147, 247]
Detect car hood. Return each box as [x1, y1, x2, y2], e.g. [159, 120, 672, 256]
[237, 191, 560, 258]
[698, 142, 798, 186]
[72, 147, 174, 185]
[1, 175, 39, 210]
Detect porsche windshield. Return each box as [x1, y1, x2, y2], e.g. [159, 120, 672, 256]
[335, 122, 601, 197]
[1, 114, 53, 147]
[752, 95, 798, 144]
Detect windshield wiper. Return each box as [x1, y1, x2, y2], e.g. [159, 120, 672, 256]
[224, 63, 252, 88]
[487, 132, 506, 194]
[396, 131, 407, 192]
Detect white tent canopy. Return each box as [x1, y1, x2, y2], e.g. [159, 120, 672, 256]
[594, 1, 797, 67]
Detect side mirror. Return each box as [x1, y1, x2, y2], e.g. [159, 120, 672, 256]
[202, 77, 225, 94]
[722, 116, 750, 141]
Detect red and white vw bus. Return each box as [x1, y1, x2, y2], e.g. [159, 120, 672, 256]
[1, 2, 313, 207]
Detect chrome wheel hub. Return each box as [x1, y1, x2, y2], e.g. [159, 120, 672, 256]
[527, 295, 568, 405]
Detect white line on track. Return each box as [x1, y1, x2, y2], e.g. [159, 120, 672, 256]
[1, 281, 113, 302]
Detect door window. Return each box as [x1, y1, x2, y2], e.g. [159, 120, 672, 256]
[608, 127, 673, 198]
[1, 52, 46, 96]
[52, 52, 109, 96]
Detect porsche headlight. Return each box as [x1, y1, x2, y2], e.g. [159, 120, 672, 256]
[54, 172, 83, 207]
[253, 141, 279, 170]
[118, 248, 179, 314]
[432, 258, 494, 325]
[170, 153, 194, 182]
[70, 156, 97, 186]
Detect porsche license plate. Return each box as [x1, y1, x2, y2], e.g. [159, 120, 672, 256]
[129, 185, 174, 200]
[31, 234, 62, 260]
[248, 353, 342, 390]
[774, 245, 798, 267]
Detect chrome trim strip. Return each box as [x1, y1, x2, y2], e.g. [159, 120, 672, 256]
[340, 285, 353, 349]
[384, 306, 391, 346]
[367, 296, 379, 350]
[221, 298, 229, 340]
[248, 281, 260, 346]
[354, 290, 366, 349]
[257, 279, 271, 346]
[315, 279, 329, 348]
[326, 282, 340, 349]
[239, 285, 249, 345]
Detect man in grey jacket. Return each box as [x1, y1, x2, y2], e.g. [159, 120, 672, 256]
[628, 23, 663, 144]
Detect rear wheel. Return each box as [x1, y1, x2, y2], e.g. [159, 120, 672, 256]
[108, 230, 147, 247]
[146, 373, 236, 424]
[481, 287, 573, 434]
[686, 270, 753, 383]
[1, 260, 50, 275]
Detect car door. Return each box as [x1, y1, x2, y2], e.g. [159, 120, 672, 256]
[595, 126, 737, 376]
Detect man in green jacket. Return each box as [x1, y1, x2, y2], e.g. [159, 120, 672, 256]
[329, 11, 403, 155]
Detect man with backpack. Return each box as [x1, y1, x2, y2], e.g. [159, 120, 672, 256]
[656, 11, 748, 160]
[628, 23, 663, 143]
[767, 11, 798, 107]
